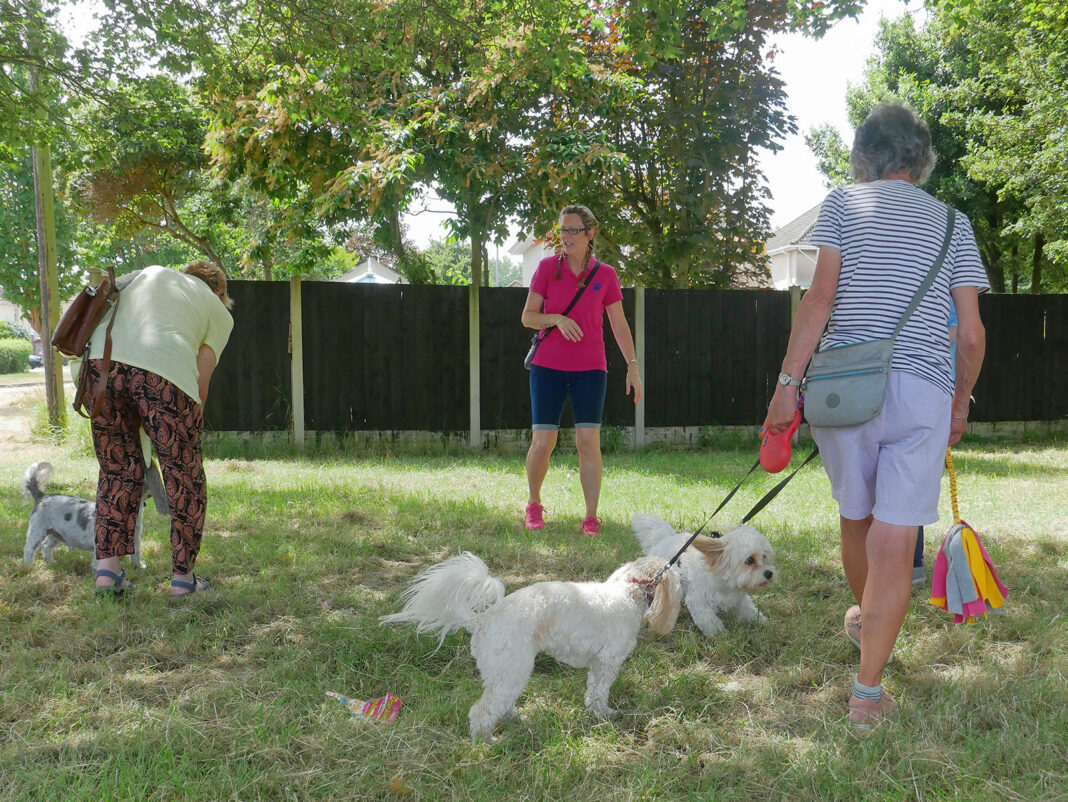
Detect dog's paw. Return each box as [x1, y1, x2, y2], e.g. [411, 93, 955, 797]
[588, 703, 619, 720]
[693, 616, 726, 637]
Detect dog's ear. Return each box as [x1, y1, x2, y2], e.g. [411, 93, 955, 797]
[645, 571, 681, 634]
[689, 535, 727, 570]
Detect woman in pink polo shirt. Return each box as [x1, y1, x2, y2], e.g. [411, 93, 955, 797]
[520, 205, 643, 536]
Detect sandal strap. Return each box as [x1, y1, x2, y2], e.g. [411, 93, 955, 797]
[171, 574, 208, 592]
[96, 568, 126, 583]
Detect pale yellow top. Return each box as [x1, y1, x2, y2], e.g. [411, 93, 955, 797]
[87, 265, 234, 404]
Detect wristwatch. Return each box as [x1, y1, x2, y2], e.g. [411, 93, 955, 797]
[777, 371, 801, 388]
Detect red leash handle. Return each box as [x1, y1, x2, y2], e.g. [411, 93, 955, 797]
[759, 407, 802, 474]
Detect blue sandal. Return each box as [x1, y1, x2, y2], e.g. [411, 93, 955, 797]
[95, 568, 135, 597]
[171, 574, 210, 596]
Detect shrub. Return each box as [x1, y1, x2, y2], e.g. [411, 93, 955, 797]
[0, 321, 31, 340]
[0, 338, 32, 373]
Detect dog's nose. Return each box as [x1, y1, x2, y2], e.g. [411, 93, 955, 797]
[764, 570, 774, 580]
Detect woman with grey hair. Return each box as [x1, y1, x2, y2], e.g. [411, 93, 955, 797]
[761, 103, 988, 727]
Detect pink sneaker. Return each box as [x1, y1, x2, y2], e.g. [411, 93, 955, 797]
[581, 516, 601, 537]
[525, 502, 545, 531]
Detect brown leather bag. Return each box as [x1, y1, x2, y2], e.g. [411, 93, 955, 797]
[53, 266, 118, 357]
[54, 266, 121, 419]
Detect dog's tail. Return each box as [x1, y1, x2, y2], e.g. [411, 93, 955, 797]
[22, 461, 54, 506]
[631, 513, 678, 554]
[380, 552, 505, 647]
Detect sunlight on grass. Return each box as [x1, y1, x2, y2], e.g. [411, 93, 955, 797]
[1, 435, 1066, 800]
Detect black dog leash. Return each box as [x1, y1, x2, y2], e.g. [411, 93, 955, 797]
[652, 445, 820, 583]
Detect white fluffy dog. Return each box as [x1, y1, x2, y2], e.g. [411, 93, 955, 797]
[380, 552, 681, 741]
[632, 514, 775, 636]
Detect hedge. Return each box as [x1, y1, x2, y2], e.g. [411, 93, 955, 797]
[0, 338, 32, 373]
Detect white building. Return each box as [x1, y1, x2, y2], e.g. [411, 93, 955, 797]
[765, 203, 822, 290]
[0, 287, 24, 327]
[336, 256, 405, 285]
[508, 236, 556, 287]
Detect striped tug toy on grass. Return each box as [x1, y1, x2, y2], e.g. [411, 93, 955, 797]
[326, 691, 402, 723]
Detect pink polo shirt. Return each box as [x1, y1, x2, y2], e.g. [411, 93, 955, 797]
[529, 255, 624, 372]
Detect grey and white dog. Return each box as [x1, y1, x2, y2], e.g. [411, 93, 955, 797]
[22, 460, 169, 570]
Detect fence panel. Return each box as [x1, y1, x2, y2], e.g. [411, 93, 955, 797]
[205, 283, 1066, 433]
[644, 289, 791, 426]
[479, 287, 534, 430]
[202, 280, 291, 432]
[974, 293, 1068, 422]
[1044, 295, 1068, 421]
[301, 281, 469, 431]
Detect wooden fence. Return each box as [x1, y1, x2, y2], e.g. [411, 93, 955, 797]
[202, 281, 1068, 439]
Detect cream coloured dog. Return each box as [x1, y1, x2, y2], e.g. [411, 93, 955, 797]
[632, 514, 775, 636]
[380, 552, 681, 741]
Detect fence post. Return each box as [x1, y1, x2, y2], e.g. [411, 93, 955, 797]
[290, 276, 305, 447]
[633, 286, 645, 449]
[469, 283, 480, 447]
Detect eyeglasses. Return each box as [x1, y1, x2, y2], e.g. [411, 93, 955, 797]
[560, 227, 588, 236]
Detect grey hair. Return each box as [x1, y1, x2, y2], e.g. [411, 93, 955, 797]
[849, 103, 936, 184]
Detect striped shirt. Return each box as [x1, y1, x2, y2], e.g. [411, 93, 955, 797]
[810, 180, 989, 396]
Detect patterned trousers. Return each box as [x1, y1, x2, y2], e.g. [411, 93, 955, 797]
[85, 360, 207, 574]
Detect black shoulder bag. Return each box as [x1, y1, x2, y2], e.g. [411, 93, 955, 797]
[524, 259, 601, 370]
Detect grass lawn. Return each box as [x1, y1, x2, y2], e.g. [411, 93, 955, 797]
[0, 371, 44, 387]
[1, 424, 1066, 801]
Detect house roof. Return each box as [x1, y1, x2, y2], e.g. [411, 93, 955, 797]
[336, 257, 403, 284]
[766, 202, 823, 252]
[508, 236, 535, 255]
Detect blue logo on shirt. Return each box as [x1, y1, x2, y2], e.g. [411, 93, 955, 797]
[593, 281, 603, 292]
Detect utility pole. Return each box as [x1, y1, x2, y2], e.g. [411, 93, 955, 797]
[30, 66, 66, 430]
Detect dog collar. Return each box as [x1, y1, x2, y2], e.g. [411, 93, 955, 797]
[629, 578, 656, 606]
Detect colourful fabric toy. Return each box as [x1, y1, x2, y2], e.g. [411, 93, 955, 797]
[326, 691, 402, 723]
[929, 448, 1008, 623]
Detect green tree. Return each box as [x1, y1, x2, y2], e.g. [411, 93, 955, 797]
[522, 0, 864, 288]
[933, 0, 1068, 290]
[807, 10, 1066, 293]
[1, 0, 70, 155]
[99, 0, 863, 290]
[0, 149, 82, 328]
[68, 75, 226, 266]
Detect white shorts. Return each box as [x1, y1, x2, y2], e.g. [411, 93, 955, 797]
[811, 371, 951, 526]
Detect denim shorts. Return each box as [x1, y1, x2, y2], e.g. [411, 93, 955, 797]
[529, 365, 608, 430]
[812, 371, 951, 526]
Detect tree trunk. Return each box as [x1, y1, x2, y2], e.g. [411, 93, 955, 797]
[673, 253, 690, 289]
[390, 207, 405, 260]
[263, 252, 274, 281]
[982, 244, 1004, 293]
[30, 69, 65, 431]
[1030, 233, 1044, 293]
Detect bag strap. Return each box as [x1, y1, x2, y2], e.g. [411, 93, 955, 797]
[84, 265, 120, 419]
[536, 259, 601, 343]
[890, 206, 956, 342]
